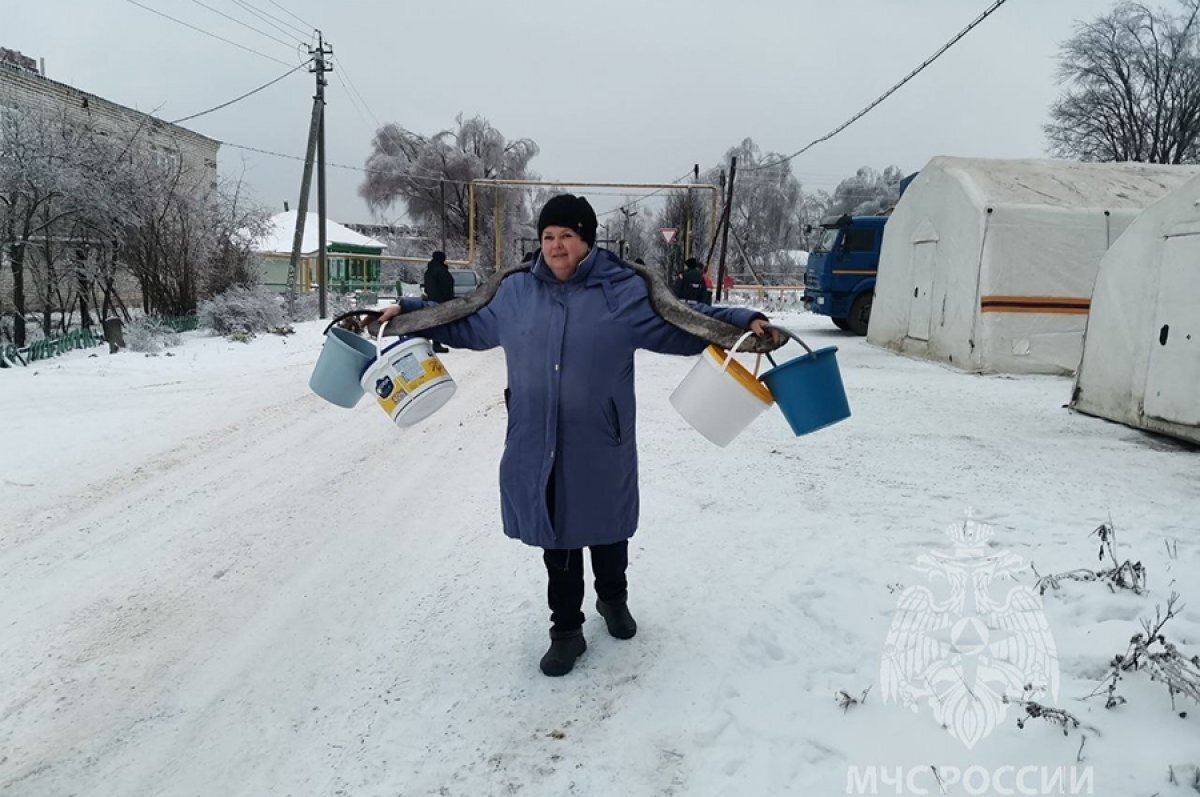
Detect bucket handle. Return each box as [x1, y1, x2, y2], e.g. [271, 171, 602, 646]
[321, 309, 381, 336]
[719, 330, 763, 375]
[763, 325, 815, 367]
[374, 321, 398, 357]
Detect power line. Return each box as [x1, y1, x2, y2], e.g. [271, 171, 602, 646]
[124, 0, 295, 67]
[746, 0, 1013, 172]
[186, 0, 299, 49]
[596, 170, 694, 218]
[221, 141, 712, 206]
[170, 59, 310, 124]
[268, 0, 317, 33]
[332, 55, 382, 128]
[331, 68, 374, 129]
[229, 0, 312, 41]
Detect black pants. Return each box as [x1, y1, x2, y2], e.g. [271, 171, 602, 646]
[543, 542, 629, 632]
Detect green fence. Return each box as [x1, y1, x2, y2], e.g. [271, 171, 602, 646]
[1, 327, 106, 368]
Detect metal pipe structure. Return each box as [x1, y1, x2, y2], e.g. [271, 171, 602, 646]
[469, 178, 720, 270]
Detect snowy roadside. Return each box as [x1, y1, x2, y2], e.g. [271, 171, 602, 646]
[2, 311, 1197, 796]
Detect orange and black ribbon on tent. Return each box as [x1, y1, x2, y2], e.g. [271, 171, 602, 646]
[980, 296, 1091, 315]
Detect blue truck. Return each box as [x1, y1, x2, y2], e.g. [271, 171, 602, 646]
[803, 214, 888, 335]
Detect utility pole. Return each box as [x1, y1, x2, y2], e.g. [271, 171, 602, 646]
[440, 180, 448, 253]
[619, 207, 637, 260]
[315, 34, 332, 319]
[684, 163, 698, 262]
[716, 156, 737, 302]
[285, 33, 332, 318]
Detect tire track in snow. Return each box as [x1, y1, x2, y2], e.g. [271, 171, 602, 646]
[1, 349, 511, 796]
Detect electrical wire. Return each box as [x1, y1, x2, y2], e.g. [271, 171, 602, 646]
[331, 68, 375, 130]
[124, 0, 295, 67]
[229, 0, 312, 41]
[745, 0, 1013, 172]
[268, 0, 317, 33]
[186, 0, 299, 49]
[170, 59, 311, 124]
[332, 55, 382, 128]
[220, 141, 714, 212]
[596, 170, 695, 218]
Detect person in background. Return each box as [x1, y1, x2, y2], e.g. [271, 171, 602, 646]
[376, 195, 780, 677]
[678, 258, 707, 303]
[422, 251, 455, 352]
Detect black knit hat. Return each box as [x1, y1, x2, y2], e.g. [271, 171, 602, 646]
[537, 194, 597, 247]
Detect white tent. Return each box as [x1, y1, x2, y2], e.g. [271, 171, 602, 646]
[1071, 173, 1200, 444]
[867, 157, 1198, 375]
[254, 211, 383, 254]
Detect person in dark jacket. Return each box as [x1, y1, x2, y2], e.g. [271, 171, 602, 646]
[376, 195, 779, 677]
[422, 251, 455, 352]
[423, 251, 455, 302]
[675, 258, 707, 303]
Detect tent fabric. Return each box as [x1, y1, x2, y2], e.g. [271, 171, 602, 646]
[254, 211, 383, 255]
[867, 157, 1199, 375]
[1071, 172, 1200, 444]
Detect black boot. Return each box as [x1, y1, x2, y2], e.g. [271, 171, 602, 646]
[539, 628, 586, 676]
[596, 598, 637, 640]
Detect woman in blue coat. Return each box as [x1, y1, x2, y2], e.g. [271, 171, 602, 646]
[376, 195, 776, 676]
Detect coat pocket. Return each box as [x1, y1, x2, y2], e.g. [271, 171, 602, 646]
[604, 397, 622, 444]
[504, 388, 514, 441]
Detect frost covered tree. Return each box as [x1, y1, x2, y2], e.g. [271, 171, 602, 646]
[0, 106, 98, 345]
[793, 189, 833, 251]
[1046, 1, 1200, 164]
[825, 165, 905, 217]
[705, 139, 804, 280]
[644, 188, 712, 283]
[1, 105, 267, 343]
[117, 155, 269, 318]
[359, 114, 539, 271]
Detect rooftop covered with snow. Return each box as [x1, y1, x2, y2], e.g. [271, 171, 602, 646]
[255, 211, 384, 255]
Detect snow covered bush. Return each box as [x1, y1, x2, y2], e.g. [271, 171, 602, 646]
[198, 287, 285, 338]
[289, 292, 356, 323]
[125, 317, 182, 353]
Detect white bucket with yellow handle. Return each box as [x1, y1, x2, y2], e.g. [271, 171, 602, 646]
[360, 328, 457, 428]
[669, 330, 775, 447]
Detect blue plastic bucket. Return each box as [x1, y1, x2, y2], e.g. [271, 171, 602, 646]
[309, 312, 381, 408]
[757, 327, 850, 436]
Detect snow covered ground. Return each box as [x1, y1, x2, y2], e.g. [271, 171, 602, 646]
[2, 310, 1197, 796]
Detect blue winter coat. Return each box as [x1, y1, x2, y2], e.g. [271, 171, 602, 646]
[399, 247, 763, 550]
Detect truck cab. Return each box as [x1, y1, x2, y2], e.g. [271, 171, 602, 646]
[803, 214, 887, 335]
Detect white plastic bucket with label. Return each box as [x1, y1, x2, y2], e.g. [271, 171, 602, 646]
[669, 330, 775, 447]
[360, 330, 457, 428]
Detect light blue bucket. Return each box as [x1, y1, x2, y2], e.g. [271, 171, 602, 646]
[309, 311, 381, 408]
[758, 327, 850, 436]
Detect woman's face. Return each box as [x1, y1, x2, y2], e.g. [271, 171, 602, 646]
[541, 226, 590, 280]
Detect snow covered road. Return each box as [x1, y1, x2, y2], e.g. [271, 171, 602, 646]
[2, 312, 1197, 796]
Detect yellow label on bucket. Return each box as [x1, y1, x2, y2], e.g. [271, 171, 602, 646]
[371, 352, 450, 415]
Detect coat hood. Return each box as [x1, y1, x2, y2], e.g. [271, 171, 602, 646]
[531, 247, 639, 287]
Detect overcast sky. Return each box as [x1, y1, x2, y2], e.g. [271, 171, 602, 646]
[10, 0, 1111, 224]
